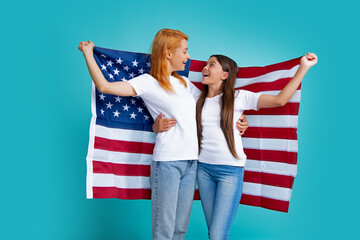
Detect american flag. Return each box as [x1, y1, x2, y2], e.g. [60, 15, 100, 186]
[86, 46, 301, 213]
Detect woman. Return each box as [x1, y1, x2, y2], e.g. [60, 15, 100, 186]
[154, 53, 317, 239]
[79, 29, 198, 240]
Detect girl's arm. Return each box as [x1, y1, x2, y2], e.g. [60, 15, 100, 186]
[152, 113, 248, 134]
[257, 53, 317, 109]
[78, 41, 137, 96]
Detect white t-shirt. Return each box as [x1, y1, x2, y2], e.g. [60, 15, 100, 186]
[128, 74, 198, 161]
[198, 90, 261, 167]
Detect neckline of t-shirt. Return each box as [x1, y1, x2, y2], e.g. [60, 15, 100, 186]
[206, 93, 223, 99]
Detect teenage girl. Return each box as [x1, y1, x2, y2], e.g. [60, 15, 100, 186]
[153, 53, 317, 240]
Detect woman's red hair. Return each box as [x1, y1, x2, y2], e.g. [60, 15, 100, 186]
[150, 29, 188, 93]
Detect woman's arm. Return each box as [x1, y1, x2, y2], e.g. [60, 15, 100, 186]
[78, 41, 137, 96]
[257, 53, 317, 109]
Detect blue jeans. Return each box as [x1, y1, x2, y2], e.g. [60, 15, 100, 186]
[197, 162, 244, 240]
[150, 160, 198, 240]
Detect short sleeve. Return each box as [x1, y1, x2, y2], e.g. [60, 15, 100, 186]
[182, 76, 201, 100]
[127, 74, 151, 96]
[236, 90, 261, 111]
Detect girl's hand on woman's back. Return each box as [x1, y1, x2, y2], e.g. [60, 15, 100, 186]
[152, 113, 177, 133]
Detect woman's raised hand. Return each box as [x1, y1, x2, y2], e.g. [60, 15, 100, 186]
[300, 52, 318, 68]
[78, 41, 95, 55]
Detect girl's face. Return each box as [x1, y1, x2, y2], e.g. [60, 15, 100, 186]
[167, 39, 191, 72]
[201, 57, 228, 86]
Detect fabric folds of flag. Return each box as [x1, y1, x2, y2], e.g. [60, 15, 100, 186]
[86, 46, 301, 213]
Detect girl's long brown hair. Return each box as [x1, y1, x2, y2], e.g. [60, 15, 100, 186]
[150, 29, 188, 93]
[196, 55, 240, 159]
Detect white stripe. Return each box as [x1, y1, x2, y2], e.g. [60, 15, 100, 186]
[243, 137, 298, 152]
[236, 65, 299, 88]
[92, 151, 298, 176]
[246, 115, 298, 128]
[92, 149, 152, 165]
[95, 124, 156, 143]
[242, 182, 292, 201]
[245, 159, 297, 176]
[86, 84, 97, 199]
[258, 90, 301, 103]
[93, 173, 151, 188]
[188, 65, 299, 87]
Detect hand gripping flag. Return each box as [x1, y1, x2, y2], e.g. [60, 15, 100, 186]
[86, 46, 302, 212]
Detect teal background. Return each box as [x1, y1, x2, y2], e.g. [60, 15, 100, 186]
[2, 0, 359, 239]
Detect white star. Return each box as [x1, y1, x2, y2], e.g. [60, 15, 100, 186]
[123, 66, 129, 71]
[108, 73, 114, 80]
[138, 68, 145, 74]
[132, 59, 139, 67]
[129, 72, 135, 78]
[116, 58, 123, 64]
[137, 107, 143, 113]
[113, 110, 120, 117]
[144, 115, 150, 121]
[107, 60, 114, 67]
[123, 104, 130, 111]
[130, 99, 136, 105]
[99, 93, 106, 100]
[130, 112, 137, 119]
[100, 108, 105, 115]
[101, 54, 107, 58]
[101, 64, 107, 70]
[146, 62, 151, 67]
[115, 96, 122, 102]
[121, 77, 127, 81]
[113, 68, 120, 75]
[106, 102, 113, 109]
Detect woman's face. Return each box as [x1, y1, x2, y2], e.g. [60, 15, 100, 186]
[201, 57, 228, 86]
[167, 39, 191, 72]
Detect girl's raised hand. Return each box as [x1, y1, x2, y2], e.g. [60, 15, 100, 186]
[300, 52, 318, 68]
[78, 41, 95, 55]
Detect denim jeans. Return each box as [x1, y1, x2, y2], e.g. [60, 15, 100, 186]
[197, 162, 244, 240]
[150, 160, 198, 240]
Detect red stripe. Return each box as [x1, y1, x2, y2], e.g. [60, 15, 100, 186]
[237, 57, 301, 78]
[94, 136, 155, 154]
[192, 78, 301, 93]
[93, 187, 151, 199]
[244, 171, 295, 189]
[189, 59, 206, 72]
[192, 82, 205, 91]
[244, 148, 298, 164]
[242, 127, 298, 140]
[194, 190, 200, 200]
[189, 57, 301, 79]
[93, 161, 150, 176]
[236, 78, 302, 92]
[93, 187, 200, 200]
[240, 194, 289, 212]
[92, 188, 289, 212]
[245, 102, 299, 116]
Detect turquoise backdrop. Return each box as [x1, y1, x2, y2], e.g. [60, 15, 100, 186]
[2, 0, 359, 239]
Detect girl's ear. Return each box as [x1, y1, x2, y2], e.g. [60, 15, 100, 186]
[221, 71, 229, 81]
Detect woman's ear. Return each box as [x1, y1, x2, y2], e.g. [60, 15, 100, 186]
[221, 72, 229, 80]
[166, 49, 171, 60]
